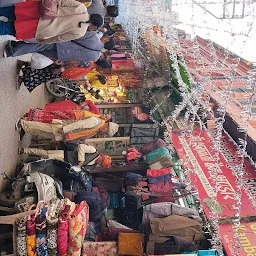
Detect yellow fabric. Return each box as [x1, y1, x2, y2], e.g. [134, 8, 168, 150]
[86, 69, 99, 80]
[27, 235, 36, 256]
[72, 110, 100, 120]
[118, 233, 144, 256]
[101, 154, 112, 168]
[65, 119, 105, 141]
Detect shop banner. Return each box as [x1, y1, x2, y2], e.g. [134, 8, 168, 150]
[219, 222, 256, 255]
[172, 129, 256, 219]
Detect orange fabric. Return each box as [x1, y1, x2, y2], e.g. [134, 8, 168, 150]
[101, 154, 112, 168]
[65, 119, 105, 141]
[72, 110, 100, 120]
[61, 63, 94, 80]
[118, 233, 144, 256]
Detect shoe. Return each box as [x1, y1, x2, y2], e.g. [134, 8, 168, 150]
[3, 41, 15, 58]
[15, 119, 22, 131]
[16, 75, 23, 90]
[18, 128, 25, 142]
[18, 148, 24, 154]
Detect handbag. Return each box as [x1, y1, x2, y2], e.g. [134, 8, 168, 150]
[40, 0, 58, 19]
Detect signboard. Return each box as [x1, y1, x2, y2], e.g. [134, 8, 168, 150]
[84, 137, 130, 155]
[172, 129, 256, 219]
[219, 222, 256, 256]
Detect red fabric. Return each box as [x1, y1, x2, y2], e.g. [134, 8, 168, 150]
[61, 64, 94, 80]
[149, 180, 176, 195]
[147, 168, 171, 178]
[27, 108, 79, 123]
[15, 1, 40, 40]
[44, 100, 79, 112]
[85, 100, 100, 115]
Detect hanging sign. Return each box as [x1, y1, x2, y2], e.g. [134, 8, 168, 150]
[219, 222, 256, 256]
[172, 129, 256, 220]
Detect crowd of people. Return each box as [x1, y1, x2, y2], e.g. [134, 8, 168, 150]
[0, 0, 121, 169]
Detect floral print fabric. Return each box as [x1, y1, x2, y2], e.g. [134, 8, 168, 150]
[68, 201, 89, 256]
[35, 207, 48, 256]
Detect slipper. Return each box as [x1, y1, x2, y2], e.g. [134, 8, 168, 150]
[15, 119, 21, 131]
[16, 75, 23, 90]
[18, 148, 24, 154]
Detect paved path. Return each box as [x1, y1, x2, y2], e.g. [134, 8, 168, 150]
[0, 35, 50, 190]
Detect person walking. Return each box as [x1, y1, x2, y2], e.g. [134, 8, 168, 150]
[4, 32, 114, 64]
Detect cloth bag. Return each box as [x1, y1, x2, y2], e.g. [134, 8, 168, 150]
[31, 53, 53, 69]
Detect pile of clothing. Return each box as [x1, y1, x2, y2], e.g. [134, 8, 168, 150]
[16, 198, 88, 256]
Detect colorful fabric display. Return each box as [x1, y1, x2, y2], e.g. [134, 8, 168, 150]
[118, 233, 144, 256]
[146, 147, 170, 162]
[47, 199, 62, 256]
[68, 201, 89, 256]
[147, 168, 171, 177]
[26, 206, 37, 256]
[16, 215, 28, 256]
[140, 138, 168, 155]
[58, 199, 75, 256]
[35, 207, 48, 256]
[82, 242, 118, 256]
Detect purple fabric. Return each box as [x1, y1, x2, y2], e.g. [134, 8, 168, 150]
[140, 138, 168, 155]
[148, 174, 172, 184]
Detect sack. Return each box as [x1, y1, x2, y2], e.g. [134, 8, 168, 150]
[140, 138, 168, 155]
[31, 53, 53, 69]
[40, 0, 57, 19]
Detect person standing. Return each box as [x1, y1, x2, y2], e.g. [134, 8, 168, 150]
[19, 144, 112, 168]
[4, 32, 114, 64]
[16, 117, 119, 141]
[87, 0, 118, 18]
[1, 0, 103, 42]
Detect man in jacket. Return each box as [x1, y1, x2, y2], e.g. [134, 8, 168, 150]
[4, 31, 114, 63]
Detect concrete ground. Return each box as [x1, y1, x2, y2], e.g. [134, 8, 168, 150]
[0, 35, 50, 191]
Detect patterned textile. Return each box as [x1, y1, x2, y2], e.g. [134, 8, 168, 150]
[68, 201, 89, 256]
[47, 199, 62, 256]
[26, 212, 36, 256]
[27, 109, 100, 123]
[35, 207, 48, 256]
[82, 242, 118, 256]
[19, 62, 59, 93]
[16, 216, 28, 256]
[58, 199, 76, 256]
